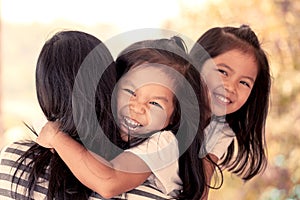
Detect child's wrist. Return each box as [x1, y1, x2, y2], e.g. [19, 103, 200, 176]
[50, 130, 67, 148]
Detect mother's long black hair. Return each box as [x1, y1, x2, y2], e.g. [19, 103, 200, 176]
[12, 31, 120, 199]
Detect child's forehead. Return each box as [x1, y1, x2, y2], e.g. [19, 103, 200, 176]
[130, 64, 166, 74]
[119, 64, 180, 92]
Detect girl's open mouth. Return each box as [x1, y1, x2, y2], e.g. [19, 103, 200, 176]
[214, 93, 231, 105]
[122, 116, 142, 131]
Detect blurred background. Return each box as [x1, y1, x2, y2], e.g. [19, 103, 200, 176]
[0, 0, 299, 199]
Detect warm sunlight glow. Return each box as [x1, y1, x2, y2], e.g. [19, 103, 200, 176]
[1, 0, 180, 30]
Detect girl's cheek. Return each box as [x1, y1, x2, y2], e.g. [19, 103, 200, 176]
[150, 109, 169, 129]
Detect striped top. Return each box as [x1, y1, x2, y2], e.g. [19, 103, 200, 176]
[0, 141, 171, 200]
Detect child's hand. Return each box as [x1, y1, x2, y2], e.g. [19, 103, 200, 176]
[36, 121, 61, 148]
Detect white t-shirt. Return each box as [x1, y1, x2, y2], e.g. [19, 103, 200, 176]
[199, 120, 235, 159]
[125, 130, 182, 197]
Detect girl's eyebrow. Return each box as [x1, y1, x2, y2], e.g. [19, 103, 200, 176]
[216, 63, 255, 83]
[217, 63, 233, 72]
[152, 96, 169, 103]
[122, 79, 136, 88]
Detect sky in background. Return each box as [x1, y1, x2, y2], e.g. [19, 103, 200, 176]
[1, 0, 181, 30]
[1, 0, 206, 57]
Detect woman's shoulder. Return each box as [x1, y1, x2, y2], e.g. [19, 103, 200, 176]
[0, 140, 34, 164]
[0, 140, 39, 199]
[1, 140, 35, 158]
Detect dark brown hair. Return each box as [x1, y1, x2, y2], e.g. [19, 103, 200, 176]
[190, 25, 271, 181]
[13, 30, 120, 199]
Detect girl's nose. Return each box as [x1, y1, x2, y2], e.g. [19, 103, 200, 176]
[224, 81, 236, 94]
[129, 100, 146, 114]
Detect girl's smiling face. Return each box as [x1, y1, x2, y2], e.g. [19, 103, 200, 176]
[203, 49, 258, 116]
[116, 65, 175, 141]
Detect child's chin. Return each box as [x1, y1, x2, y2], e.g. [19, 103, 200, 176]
[212, 107, 227, 116]
[119, 130, 129, 141]
[120, 134, 129, 142]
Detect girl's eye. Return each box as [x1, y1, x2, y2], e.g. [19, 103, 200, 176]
[123, 89, 136, 96]
[149, 101, 163, 109]
[217, 69, 227, 76]
[240, 81, 251, 88]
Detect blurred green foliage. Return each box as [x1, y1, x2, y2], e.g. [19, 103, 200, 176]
[164, 0, 300, 199]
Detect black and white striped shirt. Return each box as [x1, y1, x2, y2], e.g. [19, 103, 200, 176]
[0, 141, 170, 200]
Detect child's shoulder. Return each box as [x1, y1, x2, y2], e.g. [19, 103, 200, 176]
[206, 120, 235, 137]
[149, 130, 177, 144]
[129, 130, 178, 155]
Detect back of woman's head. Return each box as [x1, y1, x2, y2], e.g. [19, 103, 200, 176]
[37, 31, 101, 135]
[14, 30, 118, 200]
[116, 36, 209, 199]
[190, 25, 271, 180]
[36, 30, 119, 154]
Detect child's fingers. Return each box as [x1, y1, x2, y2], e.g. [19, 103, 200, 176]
[35, 136, 55, 153]
[35, 135, 52, 148]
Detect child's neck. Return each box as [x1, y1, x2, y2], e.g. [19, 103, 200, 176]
[212, 115, 226, 123]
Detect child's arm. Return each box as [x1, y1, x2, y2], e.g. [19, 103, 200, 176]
[202, 153, 219, 200]
[200, 121, 235, 199]
[36, 121, 151, 199]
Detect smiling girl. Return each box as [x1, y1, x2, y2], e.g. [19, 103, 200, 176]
[190, 25, 271, 198]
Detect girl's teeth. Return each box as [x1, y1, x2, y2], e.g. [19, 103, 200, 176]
[215, 94, 230, 103]
[123, 116, 141, 130]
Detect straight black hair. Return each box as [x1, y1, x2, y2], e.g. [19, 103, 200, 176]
[12, 30, 120, 199]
